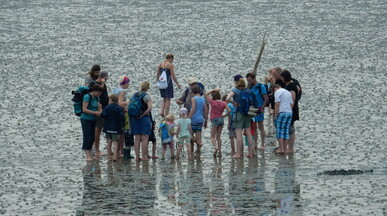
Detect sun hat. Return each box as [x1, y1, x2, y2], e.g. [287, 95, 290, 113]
[188, 77, 199, 85]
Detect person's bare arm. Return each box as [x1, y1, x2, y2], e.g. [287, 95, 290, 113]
[188, 97, 196, 119]
[274, 102, 280, 119]
[169, 64, 181, 89]
[139, 100, 152, 118]
[290, 91, 296, 109]
[188, 124, 193, 136]
[262, 94, 269, 111]
[203, 101, 209, 129]
[176, 123, 180, 139]
[82, 101, 101, 116]
[226, 91, 236, 106]
[223, 104, 231, 117]
[156, 64, 161, 82]
[118, 92, 128, 108]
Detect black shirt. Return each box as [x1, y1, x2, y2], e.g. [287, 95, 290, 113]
[89, 81, 109, 109]
[285, 82, 299, 123]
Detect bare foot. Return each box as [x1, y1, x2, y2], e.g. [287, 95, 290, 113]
[92, 156, 99, 160]
[232, 154, 241, 159]
[118, 154, 124, 158]
[96, 152, 107, 157]
[86, 158, 94, 162]
[136, 157, 142, 161]
[152, 156, 159, 159]
[112, 157, 117, 161]
[218, 152, 222, 158]
[142, 157, 149, 161]
[159, 113, 165, 118]
[247, 154, 254, 158]
[260, 145, 265, 150]
[213, 148, 219, 158]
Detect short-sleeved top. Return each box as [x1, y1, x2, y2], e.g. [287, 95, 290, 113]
[89, 81, 108, 108]
[81, 94, 99, 121]
[191, 96, 205, 124]
[285, 82, 299, 123]
[112, 87, 127, 102]
[249, 83, 267, 108]
[231, 88, 243, 105]
[84, 75, 94, 86]
[177, 118, 191, 138]
[208, 99, 227, 120]
[274, 88, 293, 113]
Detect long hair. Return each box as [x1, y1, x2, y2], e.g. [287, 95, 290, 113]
[87, 64, 101, 80]
[235, 78, 246, 90]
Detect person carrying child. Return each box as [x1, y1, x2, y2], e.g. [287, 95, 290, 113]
[159, 114, 176, 160]
[100, 94, 125, 161]
[204, 89, 231, 158]
[175, 108, 193, 160]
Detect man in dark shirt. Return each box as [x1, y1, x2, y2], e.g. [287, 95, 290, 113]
[281, 70, 300, 153]
[89, 71, 109, 156]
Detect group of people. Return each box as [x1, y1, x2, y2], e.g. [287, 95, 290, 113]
[78, 54, 301, 162]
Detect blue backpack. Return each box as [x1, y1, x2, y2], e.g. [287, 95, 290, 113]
[71, 86, 91, 117]
[128, 92, 146, 118]
[238, 89, 253, 115]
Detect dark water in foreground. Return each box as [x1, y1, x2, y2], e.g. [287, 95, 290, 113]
[1, 0, 386, 215]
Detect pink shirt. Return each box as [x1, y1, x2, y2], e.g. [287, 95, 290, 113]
[208, 99, 227, 120]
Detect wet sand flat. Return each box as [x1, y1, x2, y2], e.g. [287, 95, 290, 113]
[0, 0, 386, 215]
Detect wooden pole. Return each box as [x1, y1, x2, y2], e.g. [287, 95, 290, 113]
[253, 32, 267, 75]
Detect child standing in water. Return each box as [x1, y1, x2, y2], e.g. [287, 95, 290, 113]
[100, 94, 125, 161]
[188, 85, 208, 158]
[176, 108, 193, 160]
[204, 89, 231, 157]
[159, 114, 176, 160]
[222, 95, 237, 156]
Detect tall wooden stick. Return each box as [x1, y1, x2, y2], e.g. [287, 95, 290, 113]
[253, 32, 267, 75]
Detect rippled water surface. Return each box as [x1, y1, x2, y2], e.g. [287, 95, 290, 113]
[1, 0, 386, 215]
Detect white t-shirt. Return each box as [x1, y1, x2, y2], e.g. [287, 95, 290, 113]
[274, 88, 293, 113]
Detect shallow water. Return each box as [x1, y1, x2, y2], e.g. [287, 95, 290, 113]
[1, 0, 386, 215]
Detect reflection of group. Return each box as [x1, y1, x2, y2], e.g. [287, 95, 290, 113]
[76, 155, 301, 215]
[77, 54, 301, 162]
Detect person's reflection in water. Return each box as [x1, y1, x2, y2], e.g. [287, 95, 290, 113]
[185, 158, 210, 215]
[76, 161, 104, 216]
[274, 155, 302, 215]
[228, 159, 245, 214]
[209, 158, 231, 215]
[159, 160, 178, 205]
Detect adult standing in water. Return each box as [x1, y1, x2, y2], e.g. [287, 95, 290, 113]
[281, 70, 299, 153]
[130, 81, 153, 161]
[81, 85, 103, 161]
[176, 77, 205, 112]
[226, 75, 254, 159]
[84, 64, 101, 87]
[112, 75, 131, 157]
[89, 71, 109, 157]
[156, 54, 181, 117]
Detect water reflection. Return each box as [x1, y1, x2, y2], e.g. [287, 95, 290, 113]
[76, 154, 303, 215]
[274, 155, 302, 215]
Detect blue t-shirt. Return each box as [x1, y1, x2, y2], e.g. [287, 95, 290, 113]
[191, 96, 205, 124]
[250, 83, 267, 108]
[80, 94, 99, 121]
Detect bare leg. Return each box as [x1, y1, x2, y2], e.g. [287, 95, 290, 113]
[277, 138, 285, 154]
[233, 128, 243, 159]
[161, 145, 166, 159]
[152, 141, 158, 158]
[186, 143, 192, 160]
[252, 122, 258, 153]
[117, 134, 124, 158]
[288, 133, 295, 153]
[245, 128, 254, 158]
[170, 142, 175, 159]
[141, 135, 149, 161]
[94, 127, 102, 156]
[176, 144, 183, 160]
[112, 140, 118, 161]
[196, 132, 203, 157]
[230, 137, 236, 156]
[164, 98, 171, 117]
[160, 98, 165, 117]
[258, 121, 265, 150]
[106, 139, 113, 161]
[85, 150, 94, 161]
[134, 134, 141, 161]
[210, 126, 218, 157]
[216, 126, 223, 157]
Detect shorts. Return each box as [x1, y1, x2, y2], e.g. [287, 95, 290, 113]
[233, 112, 252, 129]
[179, 137, 190, 144]
[162, 141, 174, 150]
[275, 112, 292, 140]
[228, 128, 236, 138]
[149, 130, 156, 142]
[211, 117, 224, 127]
[105, 133, 119, 141]
[96, 116, 105, 128]
[289, 123, 295, 135]
[253, 113, 264, 123]
[191, 123, 203, 133]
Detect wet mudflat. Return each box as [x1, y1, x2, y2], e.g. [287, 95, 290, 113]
[0, 0, 386, 215]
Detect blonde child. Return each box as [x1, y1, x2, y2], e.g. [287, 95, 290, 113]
[176, 108, 193, 160]
[204, 89, 231, 157]
[159, 114, 176, 160]
[100, 94, 125, 161]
